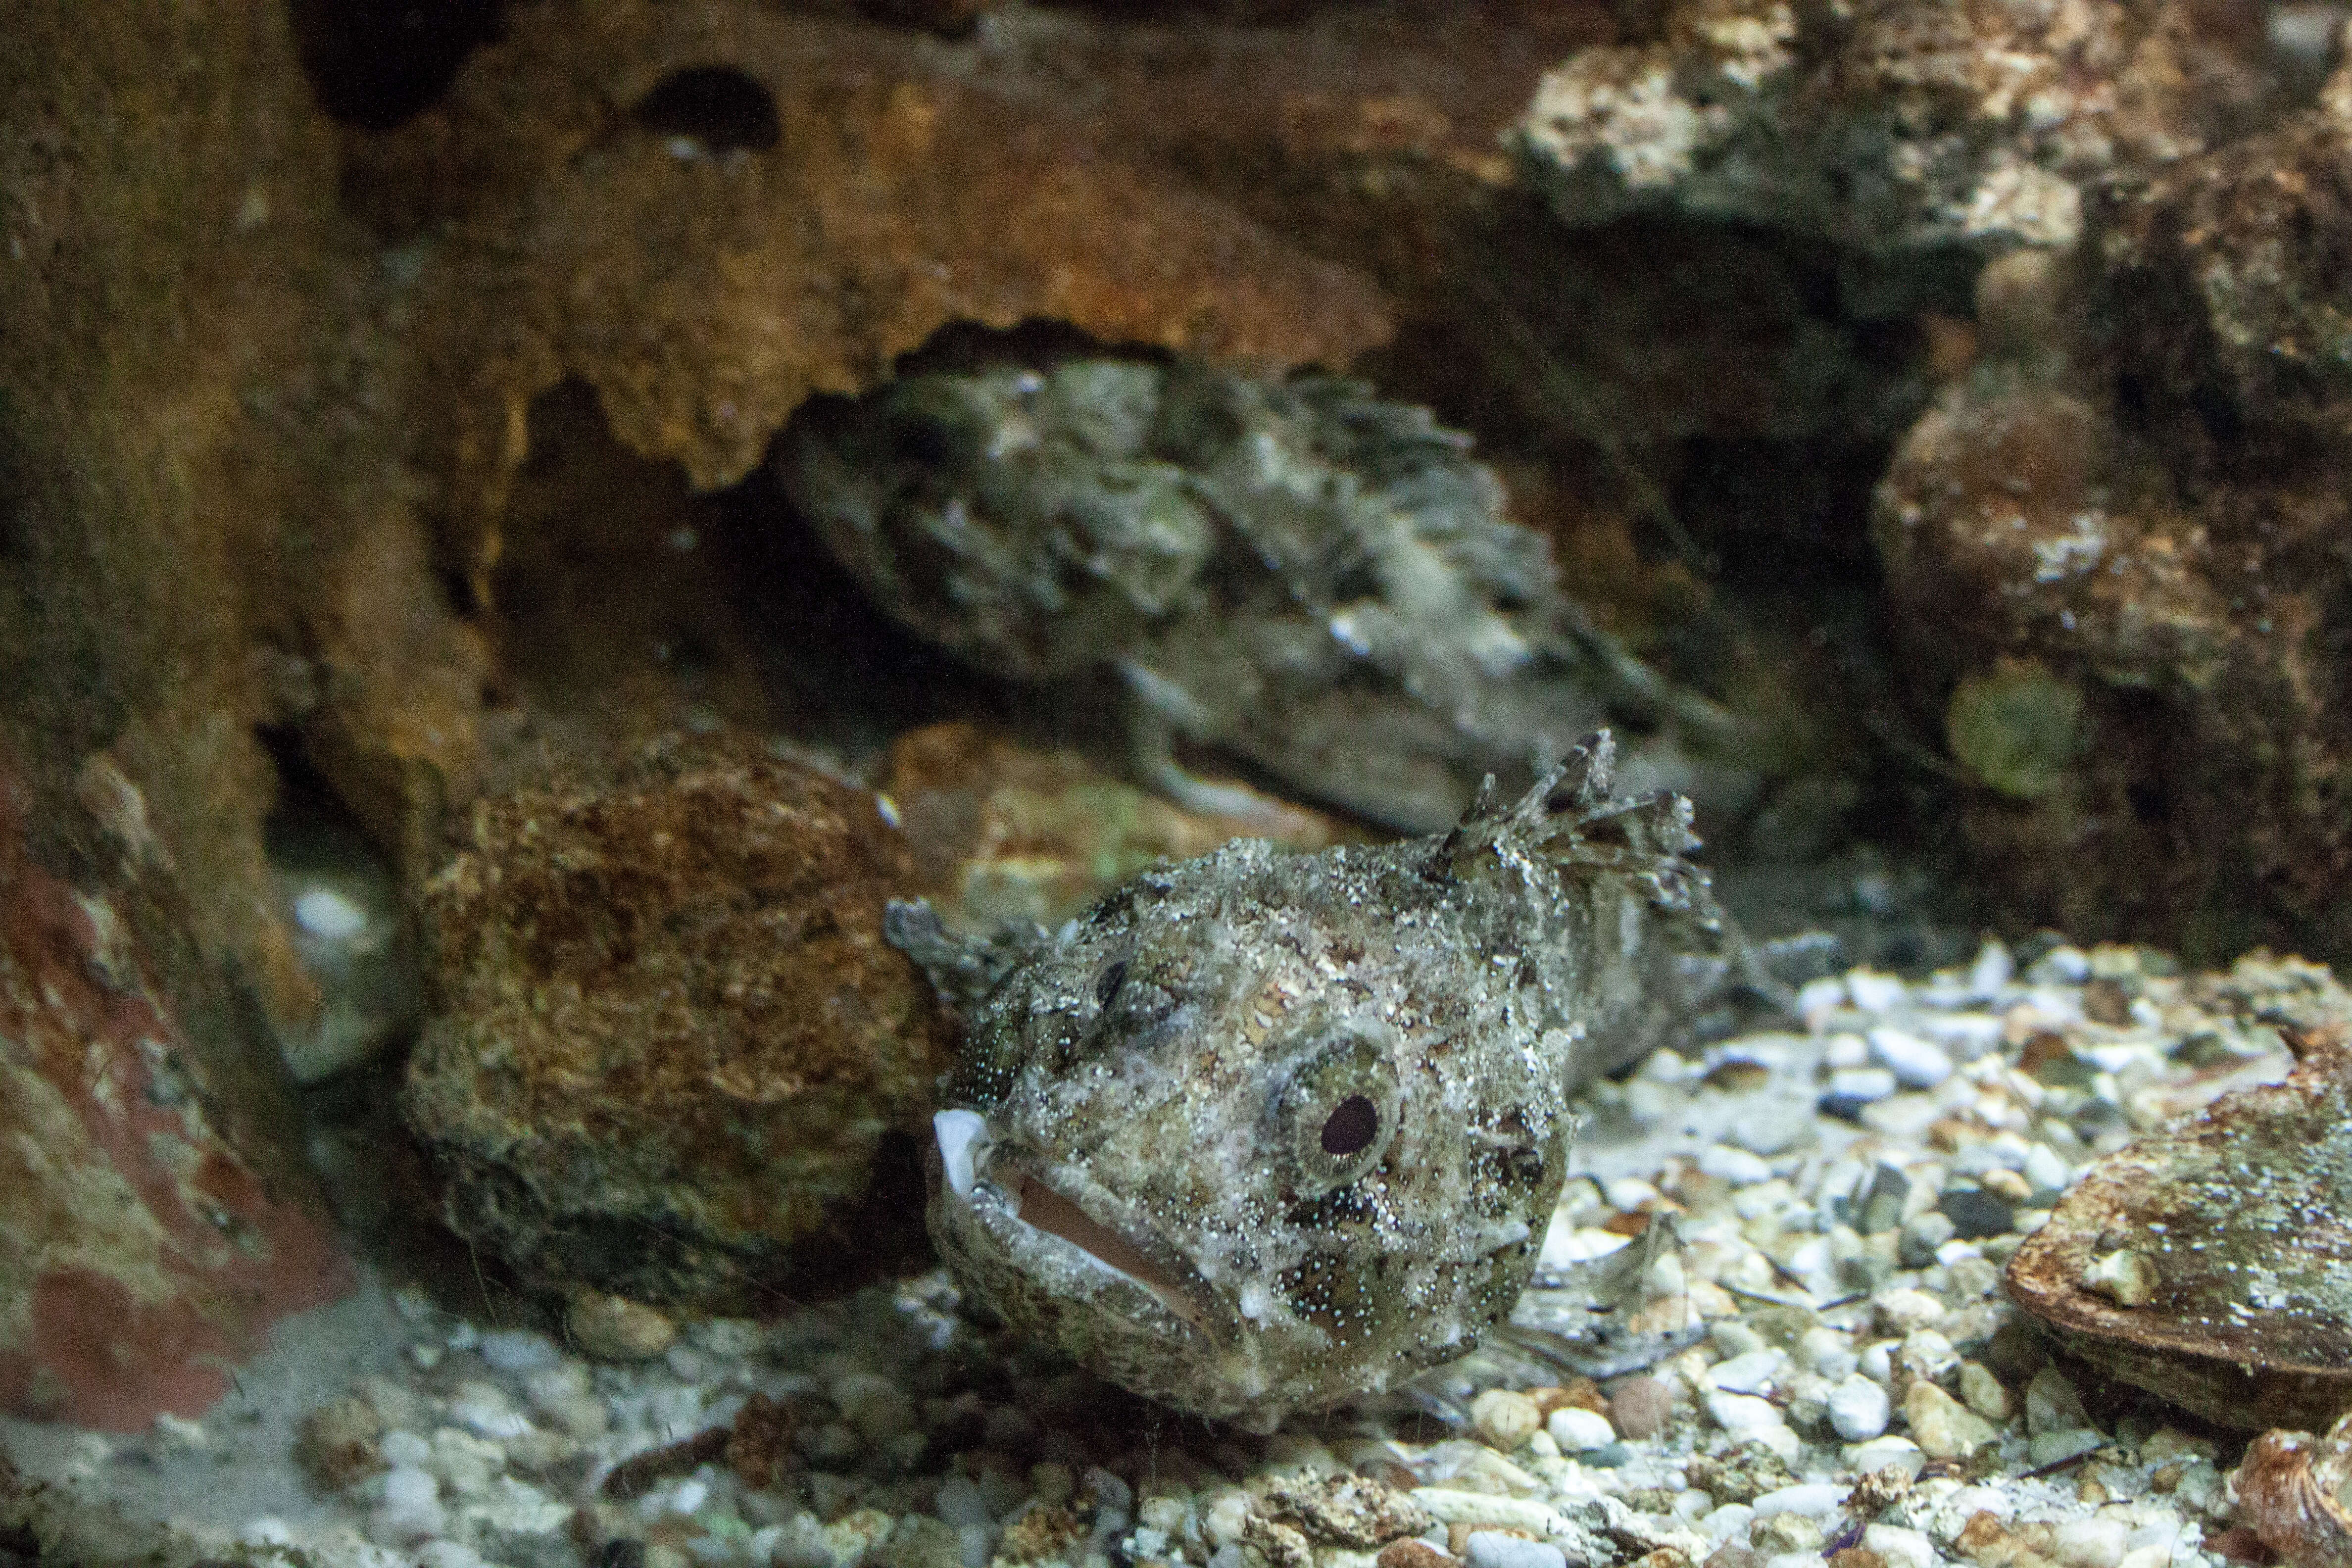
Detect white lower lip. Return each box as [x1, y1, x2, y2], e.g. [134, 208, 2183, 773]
[931, 1111, 1207, 1333]
[933, 1110, 988, 1199]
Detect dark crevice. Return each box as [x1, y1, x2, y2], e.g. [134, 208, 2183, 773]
[632, 66, 783, 153]
[290, 0, 505, 130]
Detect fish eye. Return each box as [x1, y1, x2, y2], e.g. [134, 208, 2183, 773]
[1094, 957, 1129, 1009]
[1270, 1025, 1400, 1199]
[1320, 1095, 1379, 1156]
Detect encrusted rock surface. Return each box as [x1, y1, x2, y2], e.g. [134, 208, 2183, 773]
[1872, 72, 2352, 965]
[403, 736, 953, 1310]
[0, 757, 351, 1430]
[1514, 0, 2267, 256]
[2007, 959, 2352, 1431]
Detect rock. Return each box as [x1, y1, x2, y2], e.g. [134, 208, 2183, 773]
[1514, 0, 2260, 256]
[1936, 1187, 2016, 1241]
[0, 759, 353, 1429]
[404, 735, 954, 1309]
[1828, 1376, 1892, 1442]
[295, 1396, 387, 1490]
[1253, 1475, 1433, 1550]
[1471, 1390, 1544, 1453]
[1903, 1382, 1998, 1461]
[1609, 1376, 1676, 1440]
[1463, 1533, 1564, 1568]
[879, 723, 1347, 930]
[2007, 1015, 2352, 1430]
[1547, 1407, 1617, 1453]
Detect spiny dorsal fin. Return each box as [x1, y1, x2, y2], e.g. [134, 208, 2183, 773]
[1444, 730, 1714, 921]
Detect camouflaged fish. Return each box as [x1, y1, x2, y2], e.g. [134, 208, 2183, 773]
[781, 358, 1753, 834]
[890, 732, 1730, 1428]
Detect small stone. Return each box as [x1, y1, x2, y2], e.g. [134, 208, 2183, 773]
[1706, 1351, 1785, 1396]
[1470, 1390, 1543, 1452]
[379, 1429, 432, 1468]
[1545, 1407, 1616, 1453]
[2025, 1428, 2105, 1467]
[374, 1466, 445, 1542]
[1847, 972, 1907, 1011]
[1897, 1212, 1957, 1268]
[1750, 1512, 1824, 1555]
[1377, 1544, 1457, 1568]
[2080, 1247, 2156, 1307]
[1697, 1145, 1773, 1185]
[567, 1291, 678, 1361]
[2022, 1144, 2071, 1200]
[1872, 1288, 1947, 1334]
[1903, 1383, 1997, 1460]
[1936, 1187, 2015, 1240]
[1867, 1030, 1952, 1090]
[479, 1328, 563, 1372]
[1851, 1166, 1911, 1235]
[1827, 1376, 1890, 1441]
[1464, 1534, 1564, 1568]
[1862, 1525, 1936, 1568]
[1957, 1363, 2012, 1422]
[1843, 1438, 1925, 1479]
[1827, 1069, 1900, 1105]
[295, 1396, 385, 1489]
[1749, 1484, 1846, 1520]
[2049, 1518, 2128, 1568]
[1609, 1377, 1675, 1440]
[2024, 1367, 2091, 1436]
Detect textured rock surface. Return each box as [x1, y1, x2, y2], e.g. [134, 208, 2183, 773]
[2007, 957, 2352, 1431]
[879, 723, 1350, 930]
[403, 736, 954, 1310]
[0, 759, 351, 1430]
[1872, 75, 2352, 964]
[1514, 0, 2267, 255]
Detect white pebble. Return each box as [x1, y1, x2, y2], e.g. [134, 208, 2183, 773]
[2023, 1143, 2072, 1196]
[294, 885, 369, 941]
[1864, 1524, 1937, 1568]
[1697, 1145, 1773, 1185]
[1545, 1407, 1616, 1453]
[1867, 1029, 1954, 1089]
[379, 1429, 432, 1468]
[1846, 970, 1907, 1011]
[1844, 1436, 1925, 1478]
[2051, 1518, 2129, 1568]
[450, 1383, 534, 1440]
[1827, 1375, 1891, 1440]
[1750, 1484, 1848, 1520]
[374, 1467, 443, 1541]
[478, 1329, 562, 1372]
[1699, 1504, 1755, 1546]
[1827, 1068, 1898, 1102]
[669, 1477, 710, 1515]
[1966, 940, 2014, 997]
[2029, 945, 2091, 982]
[1823, 1032, 1869, 1068]
[1706, 1350, 1786, 1395]
[1464, 1532, 1566, 1568]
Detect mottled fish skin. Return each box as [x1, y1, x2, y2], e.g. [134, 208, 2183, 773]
[912, 732, 1724, 1428]
[780, 358, 1748, 834]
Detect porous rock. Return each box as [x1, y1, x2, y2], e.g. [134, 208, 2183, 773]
[2007, 1003, 2352, 1431]
[403, 735, 953, 1309]
[1514, 0, 2264, 256]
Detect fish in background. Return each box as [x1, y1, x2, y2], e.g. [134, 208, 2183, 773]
[777, 356, 1778, 836]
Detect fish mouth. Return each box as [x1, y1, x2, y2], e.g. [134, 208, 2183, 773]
[933, 1110, 1212, 1333]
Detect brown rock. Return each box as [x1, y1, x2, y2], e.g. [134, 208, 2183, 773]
[295, 1396, 387, 1490]
[1377, 1542, 1456, 1568]
[403, 734, 954, 1310]
[1251, 1474, 1433, 1549]
[1607, 1375, 1677, 1440]
[2007, 1014, 2352, 1431]
[564, 1289, 678, 1362]
[881, 723, 1350, 929]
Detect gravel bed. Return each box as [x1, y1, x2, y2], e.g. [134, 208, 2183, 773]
[7, 936, 2313, 1568]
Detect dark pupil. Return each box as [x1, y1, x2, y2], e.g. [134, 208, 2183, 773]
[1094, 958, 1129, 1008]
[1320, 1095, 1379, 1157]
